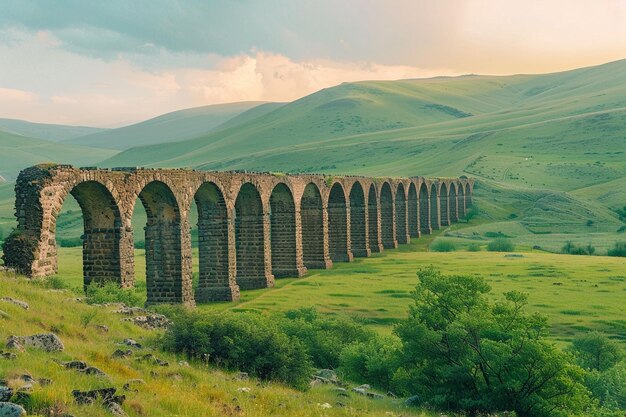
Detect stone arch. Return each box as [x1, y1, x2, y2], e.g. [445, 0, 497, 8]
[407, 182, 419, 238]
[380, 182, 396, 249]
[68, 180, 124, 288]
[419, 182, 431, 234]
[458, 182, 466, 218]
[367, 184, 382, 253]
[440, 182, 450, 226]
[194, 181, 236, 302]
[449, 182, 458, 223]
[395, 183, 409, 244]
[300, 183, 328, 269]
[270, 183, 299, 277]
[137, 180, 187, 305]
[327, 182, 352, 262]
[430, 183, 440, 230]
[349, 181, 368, 257]
[234, 183, 269, 289]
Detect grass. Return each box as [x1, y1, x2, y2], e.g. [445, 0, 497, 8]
[50, 231, 626, 345]
[0, 271, 435, 417]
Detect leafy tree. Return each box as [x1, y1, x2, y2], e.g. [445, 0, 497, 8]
[487, 237, 514, 252]
[569, 332, 623, 372]
[585, 362, 626, 410]
[607, 242, 626, 257]
[394, 267, 591, 417]
[339, 336, 401, 391]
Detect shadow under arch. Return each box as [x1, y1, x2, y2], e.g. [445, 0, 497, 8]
[137, 180, 187, 305]
[270, 183, 299, 277]
[194, 181, 235, 302]
[349, 182, 368, 257]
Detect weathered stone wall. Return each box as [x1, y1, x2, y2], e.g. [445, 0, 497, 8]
[2, 164, 474, 306]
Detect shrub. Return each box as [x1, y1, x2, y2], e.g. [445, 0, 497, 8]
[394, 267, 591, 416]
[163, 310, 313, 390]
[0, 225, 4, 242]
[465, 206, 480, 221]
[607, 242, 626, 257]
[430, 240, 456, 252]
[339, 336, 401, 391]
[617, 226, 626, 233]
[569, 332, 623, 372]
[487, 237, 514, 252]
[85, 281, 143, 307]
[281, 307, 374, 369]
[562, 241, 596, 256]
[466, 243, 481, 252]
[134, 240, 145, 249]
[58, 237, 82, 247]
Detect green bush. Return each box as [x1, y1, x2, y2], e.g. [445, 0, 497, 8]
[430, 240, 456, 252]
[607, 242, 626, 257]
[134, 240, 146, 249]
[487, 237, 514, 252]
[585, 362, 626, 411]
[163, 310, 313, 390]
[562, 241, 596, 256]
[281, 307, 373, 369]
[58, 237, 83, 247]
[394, 267, 591, 416]
[339, 336, 400, 391]
[466, 243, 481, 252]
[85, 281, 143, 307]
[569, 332, 623, 372]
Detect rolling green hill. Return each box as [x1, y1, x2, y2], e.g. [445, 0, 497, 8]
[66, 101, 269, 150]
[100, 59, 626, 251]
[0, 118, 106, 141]
[0, 129, 118, 182]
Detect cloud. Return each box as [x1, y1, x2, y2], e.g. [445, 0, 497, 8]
[0, 87, 39, 103]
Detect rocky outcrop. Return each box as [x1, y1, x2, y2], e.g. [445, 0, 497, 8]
[0, 402, 26, 417]
[0, 298, 28, 310]
[6, 333, 64, 352]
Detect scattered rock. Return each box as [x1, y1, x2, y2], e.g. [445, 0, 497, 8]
[0, 298, 28, 310]
[122, 379, 145, 392]
[115, 306, 149, 315]
[122, 314, 170, 330]
[0, 402, 26, 417]
[95, 324, 109, 333]
[504, 254, 524, 258]
[0, 352, 16, 360]
[351, 384, 384, 399]
[111, 349, 133, 359]
[82, 366, 108, 378]
[137, 353, 168, 366]
[58, 360, 88, 370]
[178, 360, 190, 367]
[366, 392, 385, 400]
[405, 395, 421, 407]
[333, 387, 349, 397]
[6, 333, 64, 352]
[237, 387, 250, 393]
[355, 384, 370, 390]
[105, 401, 128, 417]
[352, 387, 367, 396]
[0, 387, 13, 402]
[38, 378, 52, 386]
[72, 387, 124, 405]
[318, 402, 332, 409]
[120, 339, 141, 349]
[314, 369, 338, 384]
[235, 372, 249, 381]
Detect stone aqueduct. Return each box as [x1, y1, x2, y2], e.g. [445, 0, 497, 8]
[3, 164, 474, 306]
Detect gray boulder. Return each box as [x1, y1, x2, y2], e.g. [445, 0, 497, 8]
[0, 387, 12, 402]
[0, 298, 28, 310]
[0, 402, 26, 417]
[7, 333, 64, 352]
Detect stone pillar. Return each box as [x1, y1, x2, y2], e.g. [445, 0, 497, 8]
[430, 188, 441, 230]
[420, 195, 432, 235]
[301, 188, 332, 270]
[395, 193, 410, 245]
[368, 191, 383, 253]
[293, 207, 308, 276]
[261, 210, 276, 286]
[327, 195, 353, 263]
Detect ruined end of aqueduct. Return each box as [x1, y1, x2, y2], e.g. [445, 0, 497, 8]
[1, 164, 474, 306]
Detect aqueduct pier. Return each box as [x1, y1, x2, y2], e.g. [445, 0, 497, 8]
[2, 164, 474, 306]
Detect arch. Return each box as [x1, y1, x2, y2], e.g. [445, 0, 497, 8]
[300, 183, 328, 269]
[458, 182, 466, 218]
[69, 181, 124, 288]
[349, 182, 368, 257]
[327, 183, 352, 262]
[419, 182, 431, 234]
[234, 183, 268, 289]
[395, 183, 409, 244]
[449, 183, 458, 223]
[407, 182, 419, 238]
[440, 182, 450, 226]
[430, 183, 440, 230]
[194, 182, 234, 302]
[380, 182, 396, 249]
[138, 181, 185, 305]
[367, 184, 382, 252]
[270, 183, 298, 277]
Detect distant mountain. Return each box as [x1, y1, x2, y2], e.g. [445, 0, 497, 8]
[0, 129, 118, 182]
[66, 101, 269, 150]
[0, 118, 106, 142]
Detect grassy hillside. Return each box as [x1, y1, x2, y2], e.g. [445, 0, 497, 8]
[0, 271, 428, 417]
[66, 102, 269, 150]
[0, 130, 118, 182]
[0, 118, 106, 142]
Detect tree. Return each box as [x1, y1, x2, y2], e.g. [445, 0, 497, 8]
[570, 332, 623, 372]
[394, 267, 591, 417]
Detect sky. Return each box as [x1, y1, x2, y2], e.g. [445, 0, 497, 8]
[1, 0, 626, 127]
